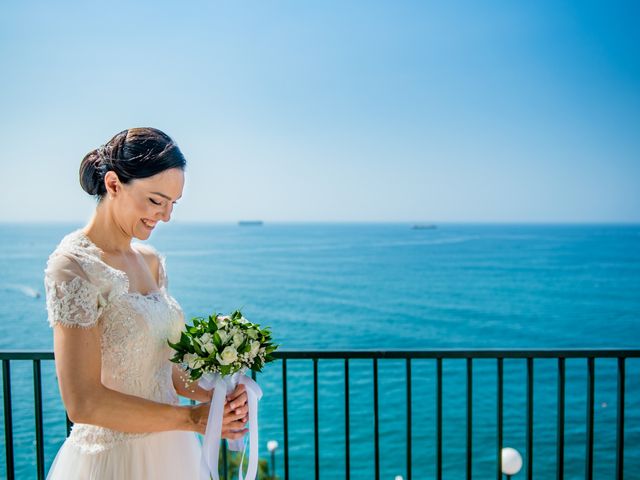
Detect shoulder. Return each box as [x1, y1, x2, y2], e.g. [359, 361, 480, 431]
[132, 243, 165, 284]
[46, 228, 102, 276]
[133, 243, 161, 265]
[45, 239, 93, 284]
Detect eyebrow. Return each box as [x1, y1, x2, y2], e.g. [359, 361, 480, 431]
[150, 191, 182, 201]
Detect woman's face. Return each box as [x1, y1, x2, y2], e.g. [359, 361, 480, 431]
[106, 167, 185, 240]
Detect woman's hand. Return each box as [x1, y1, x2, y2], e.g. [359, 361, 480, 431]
[189, 384, 249, 438]
[224, 384, 249, 439]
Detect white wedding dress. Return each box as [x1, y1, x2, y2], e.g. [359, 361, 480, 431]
[44, 228, 202, 479]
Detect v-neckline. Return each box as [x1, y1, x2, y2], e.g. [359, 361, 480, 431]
[77, 229, 163, 297]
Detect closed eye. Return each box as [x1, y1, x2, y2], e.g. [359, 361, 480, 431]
[149, 198, 162, 206]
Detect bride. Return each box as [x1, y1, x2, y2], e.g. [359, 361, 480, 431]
[44, 128, 248, 479]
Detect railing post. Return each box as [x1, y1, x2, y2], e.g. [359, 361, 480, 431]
[345, 359, 350, 480]
[313, 358, 319, 480]
[33, 360, 45, 480]
[526, 357, 534, 480]
[436, 357, 443, 480]
[556, 358, 565, 480]
[467, 358, 473, 480]
[406, 358, 412, 480]
[497, 358, 503, 480]
[616, 357, 625, 480]
[373, 357, 380, 480]
[221, 440, 228, 480]
[282, 358, 289, 480]
[2, 359, 14, 480]
[585, 357, 595, 480]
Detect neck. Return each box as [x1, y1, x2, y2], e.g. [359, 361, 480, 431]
[83, 201, 133, 254]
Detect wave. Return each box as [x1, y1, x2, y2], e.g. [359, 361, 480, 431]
[2, 284, 41, 299]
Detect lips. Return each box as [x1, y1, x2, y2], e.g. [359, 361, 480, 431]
[141, 219, 156, 229]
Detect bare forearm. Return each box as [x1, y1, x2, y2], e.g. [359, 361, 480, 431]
[70, 385, 194, 433]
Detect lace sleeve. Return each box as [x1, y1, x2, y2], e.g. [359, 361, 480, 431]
[44, 254, 104, 329]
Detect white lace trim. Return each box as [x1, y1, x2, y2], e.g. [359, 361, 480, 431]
[67, 424, 151, 455]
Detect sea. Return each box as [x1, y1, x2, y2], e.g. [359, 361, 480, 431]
[0, 222, 638, 479]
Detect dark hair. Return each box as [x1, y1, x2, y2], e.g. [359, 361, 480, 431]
[79, 127, 186, 199]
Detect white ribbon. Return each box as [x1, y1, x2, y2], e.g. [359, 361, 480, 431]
[199, 371, 263, 480]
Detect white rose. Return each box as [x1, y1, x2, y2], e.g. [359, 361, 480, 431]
[216, 315, 230, 327]
[183, 353, 204, 370]
[202, 341, 216, 354]
[249, 340, 260, 357]
[232, 333, 244, 348]
[217, 346, 238, 366]
[217, 330, 230, 345]
[197, 333, 216, 354]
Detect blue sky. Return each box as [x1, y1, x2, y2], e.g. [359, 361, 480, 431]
[1, 1, 638, 223]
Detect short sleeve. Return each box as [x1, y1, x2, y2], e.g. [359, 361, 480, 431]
[44, 254, 104, 329]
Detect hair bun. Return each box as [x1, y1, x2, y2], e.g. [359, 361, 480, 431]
[79, 149, 106, 196]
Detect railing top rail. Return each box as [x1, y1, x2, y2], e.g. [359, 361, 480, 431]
[0, 351, 55, 360]
[272, 349, 640, 359]
[1, 349, 639, 361]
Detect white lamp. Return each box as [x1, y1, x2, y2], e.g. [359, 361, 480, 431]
[501, 447, 523, 478]
[394, 476, 404, 480]
[267, 440, 279, 479]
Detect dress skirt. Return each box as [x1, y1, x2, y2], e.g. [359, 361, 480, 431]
[46, 430, 202, 479]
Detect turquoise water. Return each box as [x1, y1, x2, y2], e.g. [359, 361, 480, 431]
[0, 223, 639, 478]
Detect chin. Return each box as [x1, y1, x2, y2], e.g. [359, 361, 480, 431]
[135, 226, 154, 240]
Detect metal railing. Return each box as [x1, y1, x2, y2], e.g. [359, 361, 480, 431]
[1, 349, 638, 480]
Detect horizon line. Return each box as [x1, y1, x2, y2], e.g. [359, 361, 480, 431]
[1, 220, 639, 226]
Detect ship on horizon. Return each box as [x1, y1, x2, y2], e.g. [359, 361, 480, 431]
[238, 220, 264, 226]
[412, 224, 437, 230]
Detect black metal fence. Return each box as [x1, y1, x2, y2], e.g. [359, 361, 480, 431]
[1, 349, 638, 480]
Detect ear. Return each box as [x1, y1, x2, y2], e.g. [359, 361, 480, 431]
[103, 171, 122, 197]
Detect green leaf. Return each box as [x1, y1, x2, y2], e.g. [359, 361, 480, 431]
[179, 332, 191, 346]
[192, 340, 204, 356]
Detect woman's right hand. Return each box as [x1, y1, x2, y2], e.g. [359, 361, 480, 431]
[189, 398, 249, 439]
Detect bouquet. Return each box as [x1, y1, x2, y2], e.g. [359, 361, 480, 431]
[168, 310, 278, 480]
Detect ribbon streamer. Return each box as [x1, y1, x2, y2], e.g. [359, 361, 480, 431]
[199, 372, 263, 480]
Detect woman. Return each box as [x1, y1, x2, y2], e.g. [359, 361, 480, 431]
[44, 128, 248, 479]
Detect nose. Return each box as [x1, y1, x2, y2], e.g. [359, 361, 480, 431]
[161, 203, 173, 222]
[156, 203, 173, 223]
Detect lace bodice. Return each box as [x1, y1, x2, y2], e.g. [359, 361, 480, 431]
[44, 229, 186, 454]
